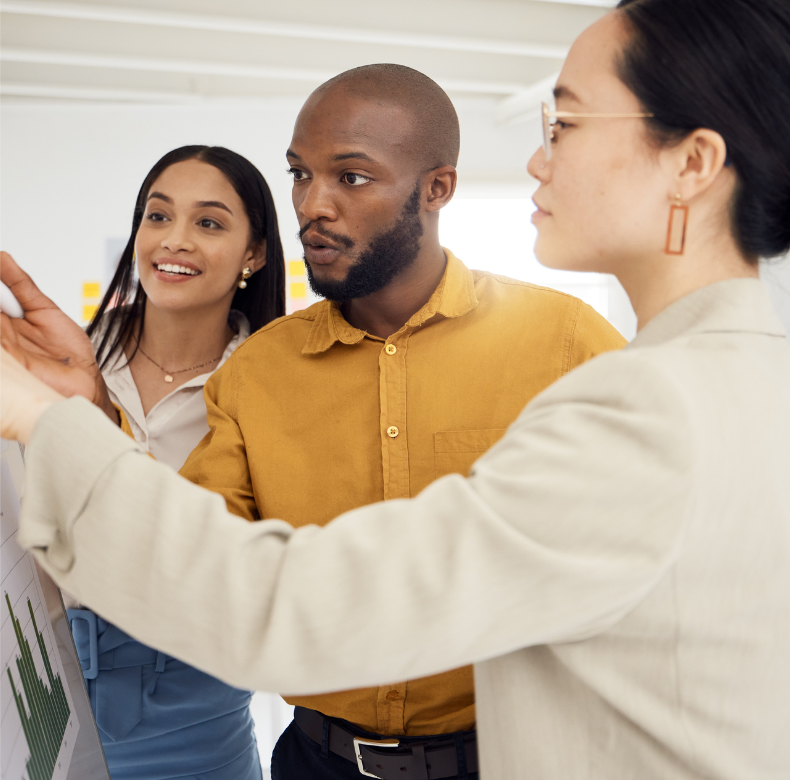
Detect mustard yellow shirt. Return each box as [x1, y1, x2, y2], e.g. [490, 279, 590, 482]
[180, 250, 626, 736]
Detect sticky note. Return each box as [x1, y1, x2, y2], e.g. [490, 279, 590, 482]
[82, 282, 101, 299]
[83, 304, 99, 322]
[289, 260, 306, 277]
[290, 282, 307, 299]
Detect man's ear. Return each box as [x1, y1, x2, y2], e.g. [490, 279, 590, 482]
[244, 238, 268, 274]
[425, 166, 458, 212]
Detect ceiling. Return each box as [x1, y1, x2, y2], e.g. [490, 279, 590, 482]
[1, 0, 615, 122]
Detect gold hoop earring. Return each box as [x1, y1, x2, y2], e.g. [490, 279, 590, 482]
[132, 251, 136, 263]
[665, 194, 689, 256]
[238, 267, 252, 289]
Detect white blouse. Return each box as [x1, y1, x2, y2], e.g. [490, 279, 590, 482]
[95, 310, 250, 472]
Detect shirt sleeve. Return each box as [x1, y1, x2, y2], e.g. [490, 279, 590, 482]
[179, 357, 258, 521]
[18, 349, 693, 695]
[567, 299, 629, 371]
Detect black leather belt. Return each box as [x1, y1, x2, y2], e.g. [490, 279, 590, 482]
[294, 707, 478, 779]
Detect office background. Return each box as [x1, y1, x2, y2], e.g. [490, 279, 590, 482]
[2, 0, 789, 773]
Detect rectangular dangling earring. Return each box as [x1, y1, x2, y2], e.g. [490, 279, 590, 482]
[665, 194, 689, 255]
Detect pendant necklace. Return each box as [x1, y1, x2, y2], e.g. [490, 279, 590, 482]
[137, 344, 223, 383]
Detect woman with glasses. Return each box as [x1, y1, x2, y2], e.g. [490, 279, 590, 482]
[3, 0, 790, 777]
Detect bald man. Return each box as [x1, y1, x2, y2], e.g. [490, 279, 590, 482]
[171, 64, 625, 780]
[4, 64, 623, 779]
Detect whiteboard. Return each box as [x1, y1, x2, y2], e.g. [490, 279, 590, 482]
[1, 440, 111, 780]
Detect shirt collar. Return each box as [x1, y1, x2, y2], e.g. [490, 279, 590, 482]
[628, 278, 786, 349]
[302, 249, 478, 355]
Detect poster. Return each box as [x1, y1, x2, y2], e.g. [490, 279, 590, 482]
[1, 441, 110, 780]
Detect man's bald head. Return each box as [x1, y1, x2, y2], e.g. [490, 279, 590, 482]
[310, 64, 460, 171]
[288, 64, 459, 303]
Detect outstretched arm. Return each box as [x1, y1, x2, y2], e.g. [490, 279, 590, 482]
[0, 252, 118, 422]
[6, 345, 693, 696]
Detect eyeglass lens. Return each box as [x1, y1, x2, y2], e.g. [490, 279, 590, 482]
[541, 102, 553, 161]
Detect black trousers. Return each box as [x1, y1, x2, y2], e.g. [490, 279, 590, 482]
[270, 716, 480, 780]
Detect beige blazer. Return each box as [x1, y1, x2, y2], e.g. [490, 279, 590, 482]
[19, 279, 790, 779]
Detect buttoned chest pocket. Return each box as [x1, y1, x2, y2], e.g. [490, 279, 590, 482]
[434, 429, 507, 480]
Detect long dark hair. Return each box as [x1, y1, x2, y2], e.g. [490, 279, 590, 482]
[616, 0, 790, 262]
[87, 145, 286, 368]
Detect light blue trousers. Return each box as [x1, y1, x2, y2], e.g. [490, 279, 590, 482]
[69, 610, 262, 780]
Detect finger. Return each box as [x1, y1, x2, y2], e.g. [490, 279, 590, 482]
[0, 251, 60, 313]
[0, 314, 28, 364]
[0, 312, 20, 349]
[1, 310, 58, 359]
[0, 315, 55, 365]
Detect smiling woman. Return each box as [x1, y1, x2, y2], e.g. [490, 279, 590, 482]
[71, 145, 287, 780]
[89, 146, 284, 381]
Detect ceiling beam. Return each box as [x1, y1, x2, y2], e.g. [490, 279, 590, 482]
[495, 72, 559, 125]
[1, 1, 570, 59]
[0, 48, 332, 85]
[1, 81, 202, 103]
[0, 48, 535, 96]
[532, 0, 616, 6]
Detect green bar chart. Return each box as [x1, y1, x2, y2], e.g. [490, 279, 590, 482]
[2, 449, 80, 780]
[5, 594, 72, 780]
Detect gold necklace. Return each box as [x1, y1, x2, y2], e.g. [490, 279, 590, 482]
[137, 344, 223, 383]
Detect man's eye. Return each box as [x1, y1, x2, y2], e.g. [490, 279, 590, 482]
[342, 173, 371, 186]
[288, 168, 308, 182]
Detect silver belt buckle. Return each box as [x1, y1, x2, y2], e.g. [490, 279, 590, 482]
[353, 736, 400, 778]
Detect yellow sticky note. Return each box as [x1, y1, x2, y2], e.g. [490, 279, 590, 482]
[82, 282, 101, 299]
[83, 304, 99, 322]
[290, 282, 307, 299]
[289, 260, 306, 277]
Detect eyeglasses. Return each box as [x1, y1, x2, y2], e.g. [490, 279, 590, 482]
[541, 101, 654, 161]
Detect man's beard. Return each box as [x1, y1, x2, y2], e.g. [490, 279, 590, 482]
[302, 183, 423, 301]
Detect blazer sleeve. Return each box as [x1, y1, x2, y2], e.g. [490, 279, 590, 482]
[18, 349, 694, 695]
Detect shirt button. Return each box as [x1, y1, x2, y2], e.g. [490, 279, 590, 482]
[385, 690, 400, 701]
[387, 426, 399, 438]
[385, 344, 397, 355]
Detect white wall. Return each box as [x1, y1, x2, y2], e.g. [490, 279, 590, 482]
[3, 98, 643, 343]
[3, 98, 788, 334]
[1, 101, 304, 321]
[0, 97, 538, 321]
